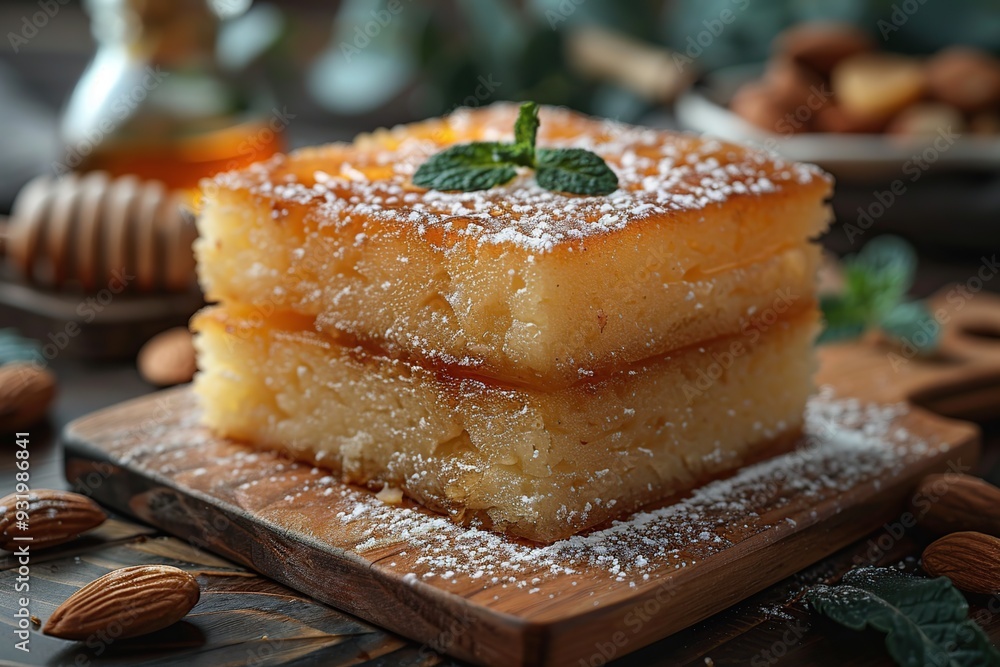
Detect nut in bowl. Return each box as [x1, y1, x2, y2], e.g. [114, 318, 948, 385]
[676, 23, 1000, 184]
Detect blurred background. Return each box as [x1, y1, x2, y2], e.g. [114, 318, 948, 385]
[0, 0, 999, 439]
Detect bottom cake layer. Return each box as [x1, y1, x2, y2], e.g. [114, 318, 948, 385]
[192, 305, 818, 543]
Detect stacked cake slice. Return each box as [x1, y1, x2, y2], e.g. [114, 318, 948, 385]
[192, 103, 832, 543]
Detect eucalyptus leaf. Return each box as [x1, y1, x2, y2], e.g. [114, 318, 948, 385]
[806, 567, 1000, 667]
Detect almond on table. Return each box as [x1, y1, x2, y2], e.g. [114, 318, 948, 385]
[0, 490, 107, 551]
[43, 565, 200, 640]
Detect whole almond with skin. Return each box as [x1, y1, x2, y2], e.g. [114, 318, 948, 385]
[0, 363, 56, 431]
[0, 489, 107, 551]
[44, 565, 200, 640]
[138, 327, 196, 386]
[911, 473, 1000, 538]
[922, 531, 1000, 594]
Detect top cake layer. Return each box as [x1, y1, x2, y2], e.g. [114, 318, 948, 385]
[196, 103, 832, 387]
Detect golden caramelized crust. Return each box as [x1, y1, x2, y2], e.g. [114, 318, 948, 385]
[193, 304, 819, 543]
[197, 103, 832, 386]
[205, 103, 830, 252]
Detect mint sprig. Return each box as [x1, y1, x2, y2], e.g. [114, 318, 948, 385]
[407, 143, 518, 192]
[536, 148, 618, 196]
[819, 235, 940, 353]
[513, 100, 539, 162]
[805, 567, 999, 667]
[413, 102, 618, 196]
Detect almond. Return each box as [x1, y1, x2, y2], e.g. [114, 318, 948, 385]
[887, 103, 966, 138]
[774, 22, 875, 75]
[832, 53, 926, 123]
[730, 82, 798, 134]
[138, 327, 196, 387]
[912, 473, 1000, 538]
[922, 531, 1000, 594]
[43, 565, 200, 640]
[0, 489, 107, 551]
[926, 47, 1000, 112]
[0, 363, 56, 431]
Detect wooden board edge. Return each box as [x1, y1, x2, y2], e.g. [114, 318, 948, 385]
[59, 393, 985, 667]
[60, 431, 541, 667]
[536, 419, 982, 666]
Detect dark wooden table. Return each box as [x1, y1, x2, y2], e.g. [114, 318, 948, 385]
[1, 354, 998, 667]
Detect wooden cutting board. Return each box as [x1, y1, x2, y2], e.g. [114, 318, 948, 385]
[61, 289, 1000, 667]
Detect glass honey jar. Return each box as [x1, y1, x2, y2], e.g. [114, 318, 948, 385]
[58, 0, 284, 190]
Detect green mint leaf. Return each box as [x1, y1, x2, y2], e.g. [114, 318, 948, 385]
[879, 300, 941, 354]
[844, 235, 918, 322]
[412, 103, 619, 195]
[818, 294, 868, 344]
[536, 148, 618, 196]
[806, 567, 1000, 667]
[513, 101, 539, 165]
[412, 142, 518, 191]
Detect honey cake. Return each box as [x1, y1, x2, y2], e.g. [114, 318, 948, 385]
[193, 304, 819, 543]
[195, 103, 831, 387]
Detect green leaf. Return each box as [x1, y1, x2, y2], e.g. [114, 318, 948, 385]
[412, 101, 618, 195]
[845, 235, 918, 320]
[0, 329, 42, 366]
[412, 142, 518, 191]
[513, 101, 539, 165]
[880, 300, 941, 354]
[536, 147, 618, 195]
[818, 293, 868, 344]
[806, 567, 1000, 667]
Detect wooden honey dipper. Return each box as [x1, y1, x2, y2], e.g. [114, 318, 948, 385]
[0, 171, 197, 293]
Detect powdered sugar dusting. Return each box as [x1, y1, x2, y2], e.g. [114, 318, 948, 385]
[210, 103, 829, 253]
[326, 388, 919, 586]
[106, 387, 947, 595]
